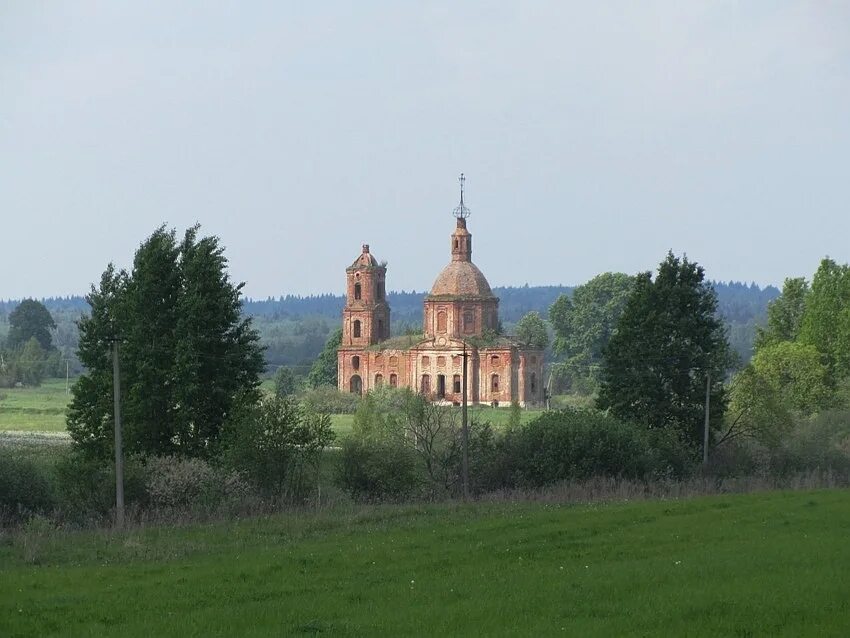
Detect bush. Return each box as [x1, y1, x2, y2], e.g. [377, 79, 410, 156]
[0, 451, 55, 524]
[53, 453, 147, 524]
[221, 396, 334, 503]
[299, 385, 359, 415]
[335, 438, 421, 502]
[493, 409, 694, 489]
[143, 456, 250, 515]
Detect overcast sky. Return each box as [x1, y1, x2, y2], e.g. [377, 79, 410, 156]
[2, 2, 849, 300]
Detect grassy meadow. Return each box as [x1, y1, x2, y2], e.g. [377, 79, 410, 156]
[0, 380, 70, 433]
[2, 489, 849, 636]
[1, 379, 542, 438]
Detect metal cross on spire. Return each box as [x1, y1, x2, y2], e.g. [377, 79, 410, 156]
[453, 172, 471, 219]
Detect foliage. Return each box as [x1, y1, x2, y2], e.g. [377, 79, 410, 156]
[142, 455, 250, 514]
[299, 385, 359, 414]
[273, 366, 298, 397]
[0, 451, 55, 523]
[597, 253, 731, 447]
[67, 225, 265, 460]
[6, 299, 56, 350]
[798, 258, 850, 378]
[221, 396, 334, 501]
[492, 409, 693, 488]
[514, 311, 549, 348]
[306, 328, 342, 389]
[508, 399, 522, 429]
[754, 277, 809, 349]
[335, 437, 420, 502]
[549, 272, 634, 393]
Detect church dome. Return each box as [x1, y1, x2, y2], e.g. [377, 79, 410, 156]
[429, 261, 494, 298]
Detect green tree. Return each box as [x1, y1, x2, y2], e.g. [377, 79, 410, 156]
[798, 258, 850, 378]
[724, 342, 834, 446]
[514, 311, 549, 349]
[6, 299, 56, 350]
[67, 226, 264, 460]
[754, 277, 809, 350]
[274, 366, 298, 397]
[597, 253, 731, 447]
[307, 328, 342, 388]
[549, 272, 634, 392]
[221, 396, 334, 500]
[16, 337, 47, 386]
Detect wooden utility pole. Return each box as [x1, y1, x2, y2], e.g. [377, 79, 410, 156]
[703, 372, 711, 465]
[112, 339, 125, 529]
[461, 343, 470, 501]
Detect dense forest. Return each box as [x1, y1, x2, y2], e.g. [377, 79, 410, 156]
[0, 281, 778, 376]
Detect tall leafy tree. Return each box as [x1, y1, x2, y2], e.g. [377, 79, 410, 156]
[754, 277, 809, 350]
[6, 299, 56, 350]
[549, 272, 634, 390]
[307, 328, 342, 388]
[67, 226, 264, 459]
[597, 253, 731, 447]
[514, 311, 549, 349]
[798, 258, 850, 378]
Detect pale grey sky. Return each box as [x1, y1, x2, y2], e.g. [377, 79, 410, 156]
[2, 2, 848, 300]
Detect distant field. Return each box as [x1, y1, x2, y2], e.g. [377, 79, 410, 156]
[2, 489, 849, 635]
[0, 379, 70, 432]
[1, 379, 542, 438]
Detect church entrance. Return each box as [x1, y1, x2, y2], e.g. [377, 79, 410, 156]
[437, 374, 446, 398]
[349, 375, 362, 395]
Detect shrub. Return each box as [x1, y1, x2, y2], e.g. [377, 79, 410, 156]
[0, 451, 55, 524]
[493, 409, 694, 488]
[335, 438, 421, 502]
[299, 385, 359, 415]
[142, 455, 250, 515]
[53, 453, 147, 524]
[221, 396, 334, 503]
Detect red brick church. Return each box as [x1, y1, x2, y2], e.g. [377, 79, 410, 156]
[337, 176, 544, 406]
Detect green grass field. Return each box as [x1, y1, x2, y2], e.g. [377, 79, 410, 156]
[0, 379, 543, 439]
[0, 380, 71, 432]
[2, 489, 849, 636]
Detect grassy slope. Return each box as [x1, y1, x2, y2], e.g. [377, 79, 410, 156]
[2, 490, 849, 636]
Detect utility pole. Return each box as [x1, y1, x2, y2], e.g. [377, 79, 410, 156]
[703, 372, 711, 465]
[112, 338, 125, 529]
[461, 342, 470, 501]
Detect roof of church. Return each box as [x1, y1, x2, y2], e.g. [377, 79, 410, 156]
[348, 244, 381, 270]
[428, 260, 494, 298]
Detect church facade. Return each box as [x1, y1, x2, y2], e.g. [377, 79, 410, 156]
[337, 182, 544, 407]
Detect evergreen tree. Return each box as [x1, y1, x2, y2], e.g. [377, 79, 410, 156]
[67, 226, 264, 459]
[307, 328, 342, 388]
[274, 366, 298, 397]
[597, 253, 731, 447]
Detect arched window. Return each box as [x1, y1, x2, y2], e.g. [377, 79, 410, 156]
[353, 320, 361, 338]
[378, 319, 384, 337]
[530, 372, 537, 394]
[463, 311, 474, 334]
[437, 310, 447, 333]
[491, 374, 500, 393]
[420, 374, 431, 395]
[377, 281, 385, 300]
[352, 355, 360, 370]
[453, 374, 461, 394]
[354, 282, 362, 300]
[390, 373, 398, 387]
[349, 375, 362, 395]
[375, 373, 383, 387]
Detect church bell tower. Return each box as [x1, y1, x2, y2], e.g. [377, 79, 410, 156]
[342, 244, 390, 346]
